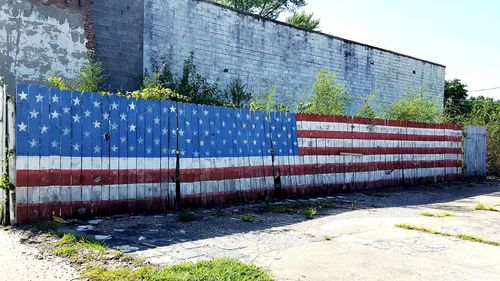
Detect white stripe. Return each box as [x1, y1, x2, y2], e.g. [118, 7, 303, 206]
[283, 167, 461, 188]
[299, 138, 461, 148]
[16, 154, 461, 171]
[298, 121, 462, 137]
[181, 177, 274, 196]
[16, 183, 176, 204]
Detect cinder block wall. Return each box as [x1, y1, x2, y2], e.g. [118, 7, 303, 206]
[144, 0, 446, 113]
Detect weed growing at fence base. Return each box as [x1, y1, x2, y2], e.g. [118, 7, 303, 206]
[177, 211, 199, 222]
[240, 214, 255, 223]
[395, 224, 500, 246]
[82, 258, 272, 281]
[420, 211, 455, 217]
[475, 202, 499, 212]
[304, 208, 317, 219]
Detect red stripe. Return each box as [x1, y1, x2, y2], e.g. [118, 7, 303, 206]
[298, 130, 462, 142]
[299, 147, 461, 155]
[296, 113, 462, 130]
[275, 160, 461, 176]
[16, 160, 461, 187]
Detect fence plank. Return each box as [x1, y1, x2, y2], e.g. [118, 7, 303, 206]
[72, 91, 84, 216]
[108, 95, 120, 213]
[117, 95, 129, 212]
[464, 126, 487, 178]
[48, 87, 62, 217]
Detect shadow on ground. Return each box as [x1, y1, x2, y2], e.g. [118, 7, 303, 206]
[35, 179, 500, 254]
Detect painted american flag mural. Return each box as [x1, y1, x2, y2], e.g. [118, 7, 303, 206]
[14, 84, 463, 222]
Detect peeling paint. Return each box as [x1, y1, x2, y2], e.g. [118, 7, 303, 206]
[0, 0, 88, 94]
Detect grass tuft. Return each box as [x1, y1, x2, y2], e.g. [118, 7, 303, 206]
[420, 211, 454, 217]
[177, 211, 199, 222]
[240, 214, 255, 223]
[304, 208, 317, 219]
[395, 224, 500, 247]
[475, 202, 499, 212]
[323, 235, 331, 241]
[82, 258, 272, 281]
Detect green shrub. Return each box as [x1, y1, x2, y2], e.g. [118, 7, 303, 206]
[127, 87, 191, 102]
[225, 78, 253, 108]
[48, 58, 107, 92]
[249, 86, 290, 113]
[383, 87, 442, 122]
[357, 91, 379, 119]
[299, 68, 350, 115]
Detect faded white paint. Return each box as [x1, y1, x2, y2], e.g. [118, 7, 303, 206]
[0, 0, 88, 94]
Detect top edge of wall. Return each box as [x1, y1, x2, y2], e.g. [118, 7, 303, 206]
[197, 0, 446, 68]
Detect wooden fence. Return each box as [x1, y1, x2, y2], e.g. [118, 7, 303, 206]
[9, 84, 469, 223]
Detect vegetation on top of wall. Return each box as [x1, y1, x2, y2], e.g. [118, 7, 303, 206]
[298, 68, 350, 115]
[285, 11, 320, 31]
[356, 91, 379, 119]
[382, 87, 443, 123]
[249, 86, 290, 113]
[213, 0, 306, 19]
[48, 58, 108, 92]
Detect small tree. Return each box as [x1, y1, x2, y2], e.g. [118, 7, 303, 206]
[357, 91, 379, 119]
[225, 78, 253, 108]
[48, 58, 107, 92]
[300, 68, 350, 115]
[383, 87, 442, 122]
[286, 11, 320, 31]
[213, 0, 306, 19]
[444, 79, 468, 118]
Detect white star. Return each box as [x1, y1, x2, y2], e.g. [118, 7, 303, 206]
[154, 117, 160, 124]
[102, 112, 109, 120]
[35, 93, 44, 103]
[40, 125, 48, 134]
[154, 138, 160, 145]
[18, 91, 28, 100]
[50, 110, 60, 119]
[138, 137, 144, 144]
[171, 129, 177, 135]
[72, 97, 80, 105]
[193, 151, 199, 157]
[84, 110, 91, 117]
[170, 106, 176, 113]
[146, 147, 152, 154]
[17, 122, 27, 132]
[62, 107, 70, 114]
[203, 110, 208, 115]
[120, 136, 126, 143]
[120, 113, 127, 120]
[29, 109, 39, 119]
[111, 145, 118, 152]
[200, 140, 205, 146]
[162, 107, 168, 113]
[147, 106, 153, 113]
[110, 123, 118, 130]
[129, 102, 136, 110]
[162, 147, 168, 154]
[222, 122, 226, 127]
[111, 102, 119, 110]
[129, 145, 135, 151]
[129, 124, 136, 132]
[29, 138, 38, 147]
[62, 128, 70, 135]
[179, 130, 184, 136]
[51, 95, 59, 103]
[139, 115, 144, 121]
[93, 120, 101, 128]
[199, 120, 203, 125]
[204, 130, 209, 136]
[146, 127, 152, 134]
[237, 113, 241, 118]
[93, 145, 101, 154]
[72, 143, 80, 151]
[162, 128, 168, 135]
[186, 139, 192, 144]
[180, 150, 185, 156]
[192, 109, 197, 115]
[51, 141, 58, 148]
[72, 114, 81, 123]
[253, 140, 257, 145]
[82, 131, 90, 138]
[93, 101, 100, 108]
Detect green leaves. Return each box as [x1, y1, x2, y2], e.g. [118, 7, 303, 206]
[286, 11, 320, 31]
[383, 87, 442, 123]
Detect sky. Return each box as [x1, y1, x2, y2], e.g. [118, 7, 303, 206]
[284, 0, 499, 99]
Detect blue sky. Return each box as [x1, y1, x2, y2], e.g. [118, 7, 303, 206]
[284, 0, 499, 99]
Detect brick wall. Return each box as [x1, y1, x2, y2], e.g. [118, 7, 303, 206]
[143, 0, 446, 113]
[91, 0, 144, 92]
